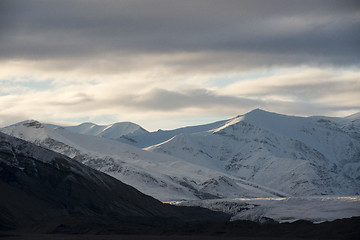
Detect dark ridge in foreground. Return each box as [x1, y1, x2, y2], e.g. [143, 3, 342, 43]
[0, 132, 228, 232]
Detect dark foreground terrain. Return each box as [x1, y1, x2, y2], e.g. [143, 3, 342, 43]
[1, 217, 359, 240]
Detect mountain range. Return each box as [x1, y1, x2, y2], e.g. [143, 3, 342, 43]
[2, 109, 359, 202]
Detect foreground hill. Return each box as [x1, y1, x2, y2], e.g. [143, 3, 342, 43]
[0, 132, 228, 231]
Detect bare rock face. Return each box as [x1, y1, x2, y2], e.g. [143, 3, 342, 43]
[22, 120, 44, 128]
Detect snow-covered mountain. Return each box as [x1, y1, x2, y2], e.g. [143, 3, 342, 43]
[1, 120, 283, 201]
[46, 120, 226, 148]
[45, 121, 148, 141]
[147, 109, 360, 196]
[116, 119, 227, 148]
[2, 109, 359, 201]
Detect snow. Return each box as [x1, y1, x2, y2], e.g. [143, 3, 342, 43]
[117, 119, 227, 148]
[46, 121, 148, 140]
[1, 120, 285, 201]
[175, 196, 360, 223]
[0, 131, 89, 177]
[1, 109, 359, 204]
[148, 109, 360, 196]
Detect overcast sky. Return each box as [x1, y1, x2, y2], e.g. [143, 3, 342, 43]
[1, 0, 359, 130]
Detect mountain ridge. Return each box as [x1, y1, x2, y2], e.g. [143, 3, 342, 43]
[1, 109, 359, 201]
[147, 109, 360, 196]
[1, 119, 284, 201]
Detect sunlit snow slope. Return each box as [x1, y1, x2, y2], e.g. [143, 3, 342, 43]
[147, 109, 360, 196]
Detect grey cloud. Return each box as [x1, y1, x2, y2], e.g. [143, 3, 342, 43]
[253, 80, 360, 100]
[265, 102, 360, 117]
[1, 0, 359, 70]
[49, 93, 94, 106]
[123, 88, 262, 111]
[108, 88, 359, 117]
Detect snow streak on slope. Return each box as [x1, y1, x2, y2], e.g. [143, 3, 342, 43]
[148, 109, 360, 196]
[1, 120, 284, 201]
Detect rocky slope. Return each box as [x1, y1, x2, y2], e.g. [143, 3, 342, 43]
[0, 132, 229, 231]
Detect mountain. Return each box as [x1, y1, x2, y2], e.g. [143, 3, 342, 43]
[45, 119, 227, 148]
[116, 119, 227, 148]
[45, 121, 148, 141]
[2, 109, 359, 201]
[0, 132, 229, 231]
[1, 120, 283, 202]
[147, 109, 360, 196]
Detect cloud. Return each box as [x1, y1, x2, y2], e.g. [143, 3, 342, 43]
[0, 1, 359, 129]
[0, 66, 358, 130]
[112, 88, 263, 112]
[1, 0, 359, 73]
[220, 68, 360, 106]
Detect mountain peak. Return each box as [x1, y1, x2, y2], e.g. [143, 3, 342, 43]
[248, 108, 266, 113]
[109, 121, 146, 131]
[111, 121, 133, 126]
[22, 120, 44, 128]
[244, 108, 278, 118]
[63, 121, 148, 139]
[77, 122, 98, 127]
[211, 109, 272, 133]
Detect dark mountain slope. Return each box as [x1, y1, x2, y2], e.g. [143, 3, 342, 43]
[0, 132, 228, 231]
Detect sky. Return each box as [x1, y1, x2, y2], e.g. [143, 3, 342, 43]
[1, 0, 360, 131]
